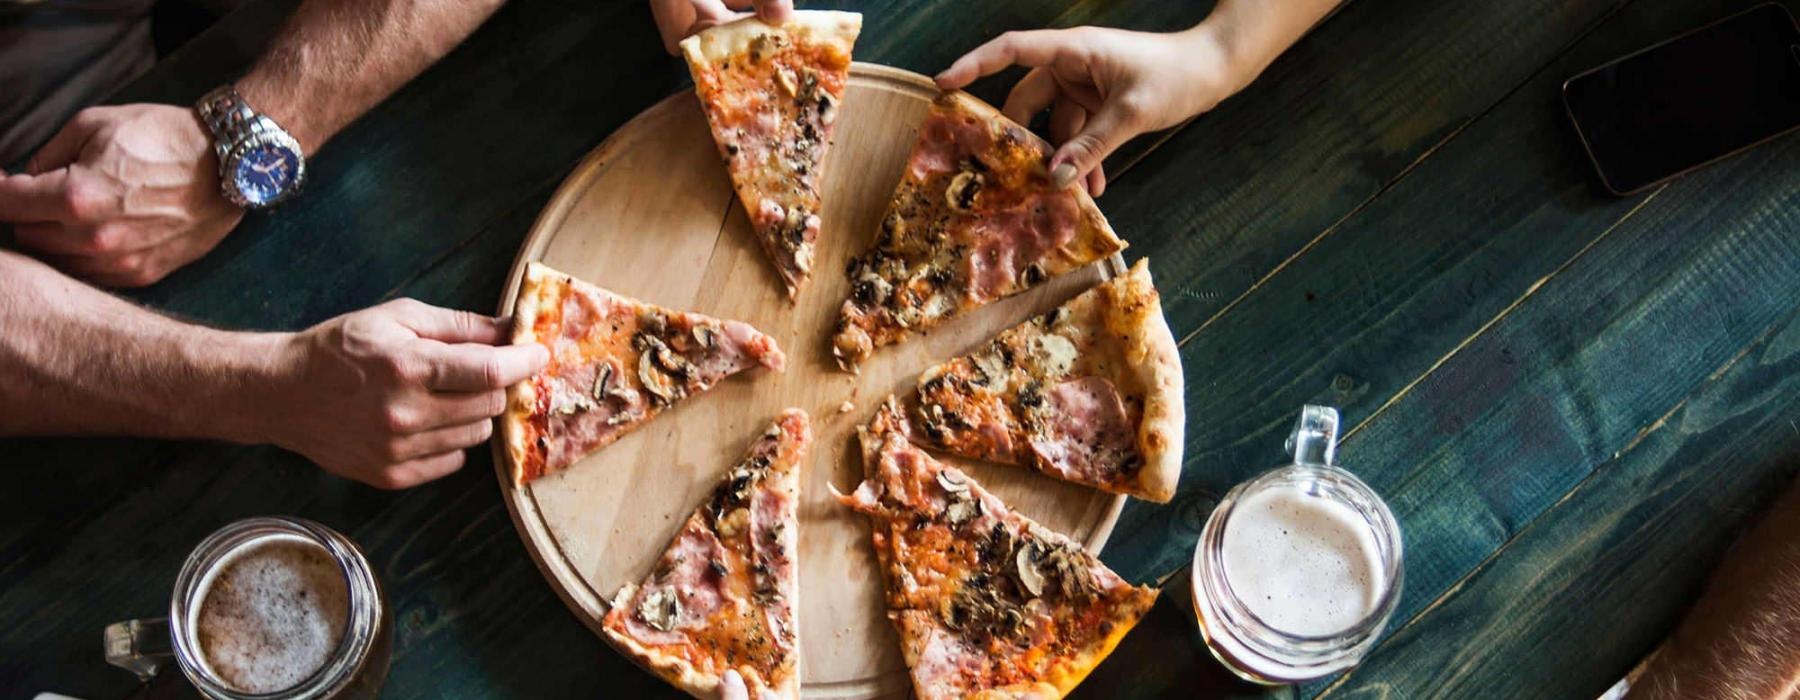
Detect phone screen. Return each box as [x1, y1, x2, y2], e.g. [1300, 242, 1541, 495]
[1563, 3, 1800, 194]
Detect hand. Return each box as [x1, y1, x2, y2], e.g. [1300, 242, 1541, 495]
[650, 0, 794, 55]
[935, 26, 1241, 196]
[264, 299, 549, 489]
[0, 104, 243, 287]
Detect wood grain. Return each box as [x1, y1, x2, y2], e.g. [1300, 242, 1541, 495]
[492, 65, 1126, 698]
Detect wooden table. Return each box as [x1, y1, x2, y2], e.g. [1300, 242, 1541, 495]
[5, 0, 1798, 697]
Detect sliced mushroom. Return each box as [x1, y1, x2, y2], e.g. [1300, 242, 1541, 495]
[691, 325, 716, 350]
[1016, 545, 1047, 598]
[591, 363, 614, 401]
[637, 588, 681, 632]
[936, 470, 970, 495]
[775, 66, 799, 97]
[639, 352, 677, 405]
[945, 171, 983, 213]
[945, 498, 981, 527]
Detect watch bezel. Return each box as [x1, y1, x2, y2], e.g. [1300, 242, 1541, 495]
[220, 121, 307, 209]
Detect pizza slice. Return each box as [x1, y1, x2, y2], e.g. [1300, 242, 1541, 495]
[681, 11, 862, 300]
[503, 262, 786, 484]
[602, 409, 810, 700]
[831, 92, 1127, 371]
[838, 398, 1158, 700]
[908, 259, 1184, 502]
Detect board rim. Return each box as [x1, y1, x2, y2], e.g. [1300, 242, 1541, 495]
[490, 61, 1129, 697]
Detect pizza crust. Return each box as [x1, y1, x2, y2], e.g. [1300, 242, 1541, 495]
[1103, 259, 1184, 503]
[500, 261, 558, 486]
[600, 590, 726, 699]
[679, 10, 862, 67]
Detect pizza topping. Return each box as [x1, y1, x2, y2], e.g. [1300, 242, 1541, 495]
[1027, 376, 1136, 483]
[1015, 546, 1047, 598]
[638, 588, 682, 632]
[1026, 332, 1078, 378]
[945, 170, 983, 213]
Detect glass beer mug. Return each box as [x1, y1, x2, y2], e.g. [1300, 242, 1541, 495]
[105, 516, 393, 699]
[1191, 405, 1404, 683]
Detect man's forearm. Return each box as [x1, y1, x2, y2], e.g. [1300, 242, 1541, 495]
[1628, 476, 1800, 699]
[0, 250, 287, 442]
[236, 0, 507, 153]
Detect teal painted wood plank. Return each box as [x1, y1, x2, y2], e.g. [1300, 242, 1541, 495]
[1316, 304, 1800, 698]
[1101, 0, 1793, 585]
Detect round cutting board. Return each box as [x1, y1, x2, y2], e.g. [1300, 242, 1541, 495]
[494, 64, 1127, 699]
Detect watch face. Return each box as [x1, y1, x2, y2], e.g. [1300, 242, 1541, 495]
[231, 142, 302, 207]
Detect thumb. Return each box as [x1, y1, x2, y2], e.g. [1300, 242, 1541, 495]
[753, 0, 792, 24]
[1048, 104, 1138, 190]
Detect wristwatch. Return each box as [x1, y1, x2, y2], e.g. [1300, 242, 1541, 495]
[195, 85, 306, 209]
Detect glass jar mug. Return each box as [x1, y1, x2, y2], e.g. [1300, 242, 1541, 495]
[1191, 405, 1405, 683]
[105, 516, 393, 700]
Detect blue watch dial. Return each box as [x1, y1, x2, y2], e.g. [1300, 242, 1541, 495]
[231, 142, 302, 206]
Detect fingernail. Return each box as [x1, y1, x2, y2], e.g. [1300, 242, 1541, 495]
[1050, 163, 1077, 189]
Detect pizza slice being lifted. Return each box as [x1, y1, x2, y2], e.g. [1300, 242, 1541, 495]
[503, 262, 786, 484]
[838, 398, 1158, 700]
[681, 11, 862, 300]
[908, 259, 1184, 502]
[831, 92, 1126, 371]
[603, 409, 810, 699]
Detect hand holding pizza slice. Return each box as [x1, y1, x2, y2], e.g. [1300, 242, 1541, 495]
[832, 92, 1127, 371]
[681, 11, 862, 300]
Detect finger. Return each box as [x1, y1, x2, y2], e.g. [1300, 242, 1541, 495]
[12, 222, 87, 255]
[1049, 104, 1138, 190]
[751, 0, 792, 24]
[720, 670, 750, 700]
[371, 450, 467, 490]
[650, 0, 699, 54]
[383, 298, 509, 343]
[25, 113, 98, 175]
[391, 420, 494, 462]
[419, 389, 509, 429]
[691, 0, 746, 28]
[425, 342, 549, 392]
[1001, 67, 1059, 126]
[0, 170, 73, 223]
[1048, 96, 1086, 145]
[1087, 164, 1107, 197]
[935, 30, 1069, 90]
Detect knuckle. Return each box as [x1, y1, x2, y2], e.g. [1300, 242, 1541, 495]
[368, 470, 407, 491]
[484, 390, 508, 417]
[481, 356, 506, 389]
[380, 404, 416, 434]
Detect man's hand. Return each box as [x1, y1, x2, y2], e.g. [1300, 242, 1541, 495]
[935, 27, 1239, 197]
[267, 298, 548, 489]
[650, 0, 794, 55]
[0, 105, 243, 287]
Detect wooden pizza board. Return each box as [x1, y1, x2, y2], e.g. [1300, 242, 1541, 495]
[493, 63, 1128, 699]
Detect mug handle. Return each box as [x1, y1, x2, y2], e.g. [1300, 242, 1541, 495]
[104, 618, 173, 681]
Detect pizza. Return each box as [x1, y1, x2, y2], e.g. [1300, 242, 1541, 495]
[602, 409, 810, 700]
[502, 262, 786, 484]
[906, 259, 1183, 502]
[838, 398, 1159, 699]
[681, 11, 862, 300]
[831, 92, 1126, 371]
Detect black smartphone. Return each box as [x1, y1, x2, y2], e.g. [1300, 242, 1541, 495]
[1563, 3, 1800, 195]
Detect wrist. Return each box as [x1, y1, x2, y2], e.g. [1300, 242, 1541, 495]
[235, 76, 322, 156]
[1177, 23, 1255, 104]
[197, 330, 305, 446]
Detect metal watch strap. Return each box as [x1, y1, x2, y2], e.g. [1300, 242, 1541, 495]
[196, 85, 258, 163]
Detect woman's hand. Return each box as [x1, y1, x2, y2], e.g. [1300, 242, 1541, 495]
[650, 0, 794, 55]
[935, 26, 1240, 196]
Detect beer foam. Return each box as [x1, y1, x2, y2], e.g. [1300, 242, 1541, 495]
[1220, 485, 1385, 637]
[194, 534, 350, 693]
